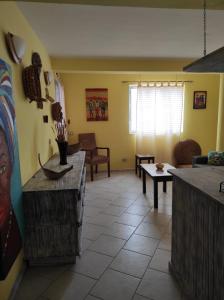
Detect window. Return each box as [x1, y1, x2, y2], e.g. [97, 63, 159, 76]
[129, 84, 184, 135]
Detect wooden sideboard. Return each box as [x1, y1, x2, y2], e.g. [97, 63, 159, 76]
[169, 167, 224, 300]
[23, 151, 86, 266]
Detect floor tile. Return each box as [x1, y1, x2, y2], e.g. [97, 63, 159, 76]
[82, 238, 93, 252]
[104, 222, 136, 240]
[158, 234, 171, 251]
[111, 198, 135, 208]
[118, 192, 139, 200]
[143, 212, 171, 226]
[97, 192, 118, 201]
[151, 205, 172, 216]
[72, 250, 113, 279]
[126, 204, 151, 216]
[134, 197, 152, 207]
[110, 249, 151, 278]
[133, 294, 153, 300]
[89, 234, 125, 256]
[149, 249, 171, 273]
[91, 269, 140, 300]
[84, 206, 102, 217]
[124, 234, 158, 256]
[102, 204, 126, 216]
[165, 220, 172, 234]
[22, 265, 69, 281]
[85, 296, 101, 300]
[85, 199, 111, 209]
[137, 269, 181, 300]
[43, 271, 96, 300]
[14, 271, 52, 300]
[84, 214, 117, 227]
[82, 223, 107, 240]
[116, 213, 144, 227]
[135, 222, 165, 239]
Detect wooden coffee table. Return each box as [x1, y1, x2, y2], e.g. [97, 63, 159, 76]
[141, 163, 175, 209]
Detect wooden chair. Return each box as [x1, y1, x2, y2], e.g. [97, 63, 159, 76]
[173, 139, 201, 168]
[78, 133, 110, 181]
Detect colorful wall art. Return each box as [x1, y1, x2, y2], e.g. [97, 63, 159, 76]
[86, 88, 108, 121]
[0, 59, 23, 280]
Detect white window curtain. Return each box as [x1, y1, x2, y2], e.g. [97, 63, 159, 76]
[130, 84, 184, 164]
[55, 74, 66, 120]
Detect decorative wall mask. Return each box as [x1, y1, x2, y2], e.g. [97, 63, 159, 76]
[51, 102, 63, 122]
[5, 32, 26, 64]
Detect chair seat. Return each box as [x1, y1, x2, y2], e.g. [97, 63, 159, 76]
[78, 133, 110, 181]
[86, 154, 109, 165]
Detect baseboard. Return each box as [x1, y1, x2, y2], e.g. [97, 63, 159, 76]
[9, 262, 27, 300]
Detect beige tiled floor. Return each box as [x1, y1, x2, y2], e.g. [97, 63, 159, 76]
[14, 170, 185, 300]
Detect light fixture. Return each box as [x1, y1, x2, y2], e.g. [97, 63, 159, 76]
[183, 0, 224, 73]
[5, 32, 26, 64]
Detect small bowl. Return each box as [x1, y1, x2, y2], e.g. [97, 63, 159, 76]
[156, 162, 164, 171]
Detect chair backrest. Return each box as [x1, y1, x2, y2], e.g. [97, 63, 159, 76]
[78, 133, 97, 155]
[173, 139, 201, 166]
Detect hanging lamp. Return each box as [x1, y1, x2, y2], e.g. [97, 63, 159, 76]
[183, 0, 224, 72]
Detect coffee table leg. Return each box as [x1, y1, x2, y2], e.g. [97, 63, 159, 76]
[143, 169, 146, 194]
[153, 180, 158, 209]
[163, 181, 167, 193]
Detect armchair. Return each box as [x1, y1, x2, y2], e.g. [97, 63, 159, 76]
[78, 133, 110, 181]
[173, 139, 201, 168]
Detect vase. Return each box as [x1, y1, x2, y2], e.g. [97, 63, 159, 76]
[57, 140, 68, 165]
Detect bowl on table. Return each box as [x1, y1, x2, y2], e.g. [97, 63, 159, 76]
[156, 162, 164, 171]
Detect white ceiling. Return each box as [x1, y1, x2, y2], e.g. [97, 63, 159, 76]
[18, 2, 224, 59]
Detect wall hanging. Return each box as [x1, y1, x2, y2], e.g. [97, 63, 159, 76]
[44, 71, 53, 86]
[51, 102, 63, 122]
[0, 58, 23, 280]
[22, 65, 46, 109]
[5, 32, 26, 64]
[86, 88, 108, 121]
[193, 91, 207, 109]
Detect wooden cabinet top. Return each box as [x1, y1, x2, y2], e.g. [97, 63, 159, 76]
[169, 167, 224, 206]
[23, 151, 85, 192]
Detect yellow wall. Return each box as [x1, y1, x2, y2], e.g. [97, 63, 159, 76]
[61, 72, 220, 169]
[52, 57, 193, 73]
[0, 2, 57, 299]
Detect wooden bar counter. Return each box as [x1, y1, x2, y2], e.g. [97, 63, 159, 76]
[169, 167, 224, 300]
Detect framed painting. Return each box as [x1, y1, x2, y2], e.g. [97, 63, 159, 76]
[86, 88, 108, 121]
[0, 59, 23, 280]
[193, 91, 207, 109]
